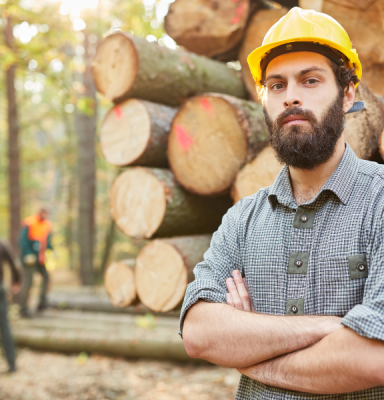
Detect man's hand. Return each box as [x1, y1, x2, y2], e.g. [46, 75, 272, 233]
[11, 283, 21, 294]
[226, 270, 254, 312]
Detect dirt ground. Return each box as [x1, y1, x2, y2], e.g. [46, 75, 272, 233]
[0, 348, 240, 400]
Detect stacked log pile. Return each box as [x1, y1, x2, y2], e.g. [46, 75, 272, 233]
[92, 0, 384, 313]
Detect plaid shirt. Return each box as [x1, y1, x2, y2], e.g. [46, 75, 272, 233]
[179, 144, 384, 399]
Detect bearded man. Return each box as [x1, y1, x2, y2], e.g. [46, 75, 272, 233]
[180, 7, 384, 399]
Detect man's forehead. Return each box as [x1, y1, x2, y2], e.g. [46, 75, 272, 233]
[265, 51, 332, 78]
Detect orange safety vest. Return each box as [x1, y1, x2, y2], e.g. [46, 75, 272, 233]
[23, 215, 51, 243]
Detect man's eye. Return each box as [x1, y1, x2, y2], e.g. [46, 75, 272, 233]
[305, 79, 318, 85]
[271, 83, 284, 91]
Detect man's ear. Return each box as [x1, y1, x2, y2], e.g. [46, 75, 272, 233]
[343, 82, 355, 114]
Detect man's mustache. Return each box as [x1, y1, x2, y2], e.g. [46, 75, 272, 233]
[273, 107, 319, 130]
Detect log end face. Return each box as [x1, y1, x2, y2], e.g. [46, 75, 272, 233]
[100, 99, 151, 166]
[110, 168, 167, 239]
[104, 261, 137, 307]
[168, 95, 248, 195]
[92, 33, 138, 101]
[135, 240, 188, 312]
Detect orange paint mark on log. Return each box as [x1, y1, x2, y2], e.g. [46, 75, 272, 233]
[114, 106, 122, 119]
[200, 98, 214, 115]
[232, 2, 247, 24]
[176, 125, 193, 151]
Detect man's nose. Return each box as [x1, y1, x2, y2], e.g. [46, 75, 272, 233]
[284, 84, 302, 109]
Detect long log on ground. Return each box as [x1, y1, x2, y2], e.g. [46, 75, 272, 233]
[12, 310, 200, 363]
[168, 93, 268, 196]
[344, 83, 384, 160]
[231, 146, 283, 203]
[110, 167, 232, 239]
[47, 288, 180, 317]
[104, 259, 136, 308]
[91, 32, 247, 106]
[164, 0, 250, 60]
[135, 235, 211, 313]
[100, 99, 177, 167]
[238, 7, 288, 101]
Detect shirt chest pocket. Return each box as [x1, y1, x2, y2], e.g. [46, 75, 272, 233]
[319, 255, 368, 316]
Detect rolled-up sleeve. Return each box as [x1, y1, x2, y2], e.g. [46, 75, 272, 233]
[178, 202, 244, 337]
[341, 214, 384, 341]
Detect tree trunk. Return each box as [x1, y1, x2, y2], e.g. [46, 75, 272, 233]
[164, 0, 250, 59]
[109, 167, 232, 239]
[344, 83, 384, 160]
[5, 17, 21, 251]
[135, 235, 212, 312]
[12, 310, 198, 363]
[91, 32, 247, 106]
[77, 31, 97, 285]
[231, 146, 283, 203]
[238, 7, 289, 102]
[104, 259, 136, 308]
[98, 218, 116, 275]
[168, 93, 268, 196]
[100, 99, 177, 167]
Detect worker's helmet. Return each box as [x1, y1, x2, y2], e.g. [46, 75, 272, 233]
[247, 7, 362, 88]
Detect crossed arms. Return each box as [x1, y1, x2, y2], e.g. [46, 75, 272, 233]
[182, 270, 384, 394]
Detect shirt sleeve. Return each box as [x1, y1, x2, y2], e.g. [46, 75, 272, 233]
[179, 201, 244, 337]
[341, 211, 384, 341]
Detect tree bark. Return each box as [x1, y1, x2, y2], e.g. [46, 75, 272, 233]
[344, 82, 384, 160]
[104, 259, 136, 308]
[168, 93, 268, 196]
[231, 146, 283, 203]
[98, 218, 116, 276]
[164, 0, 250, 59]
[77, 31, 97, 285]
[91, 32, 247, 106]
[109, 167, 232, 239]
[5, 17, 21, 251]
[238, 7, 289, 102]
[100, 99, 177, 167]
[135, 235, 212, 312]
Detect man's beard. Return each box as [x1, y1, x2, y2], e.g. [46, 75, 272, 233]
[263, 92, 345, 170]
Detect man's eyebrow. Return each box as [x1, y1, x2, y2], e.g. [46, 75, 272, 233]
[265, 67, 328, 83]
[295, 66, 328, 78]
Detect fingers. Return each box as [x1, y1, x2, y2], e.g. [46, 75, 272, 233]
[226, 270, 251, 312]
[243, 278, 255, 312]
[226, 293, 234, 307]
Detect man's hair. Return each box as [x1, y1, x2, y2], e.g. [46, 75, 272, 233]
[257, 59, 360, 102]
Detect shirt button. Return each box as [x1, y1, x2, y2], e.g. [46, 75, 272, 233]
[357, 263, 366, 272]
[300, 215, 308, 223]
[294, 259, 302, 267]
[291, 305, 298, 314]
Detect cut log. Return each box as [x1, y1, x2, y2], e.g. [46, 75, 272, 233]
[91, 32, 247, 106]
[238, 7, 289, 101]
[100, 99, 177, 167]
[168, 93, 268, 196]
[231, 146, 283, 203]
[109, 167, 232, 239]
[104, 259, 136, 308]
[12, 310, 199, 363]
[164, 0, 250, 59]
[321, 0, 384, 97]
[135, 235, 212, 312]
[344, 83, 384, 160]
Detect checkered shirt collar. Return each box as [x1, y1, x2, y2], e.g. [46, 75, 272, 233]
[268, 143, 360, 210]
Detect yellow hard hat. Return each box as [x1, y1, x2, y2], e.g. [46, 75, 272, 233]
[248, 7, 362, 88]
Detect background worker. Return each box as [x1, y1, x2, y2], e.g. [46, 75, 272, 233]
[0, 241, 21, 373]
[19, 208, 53, 318]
